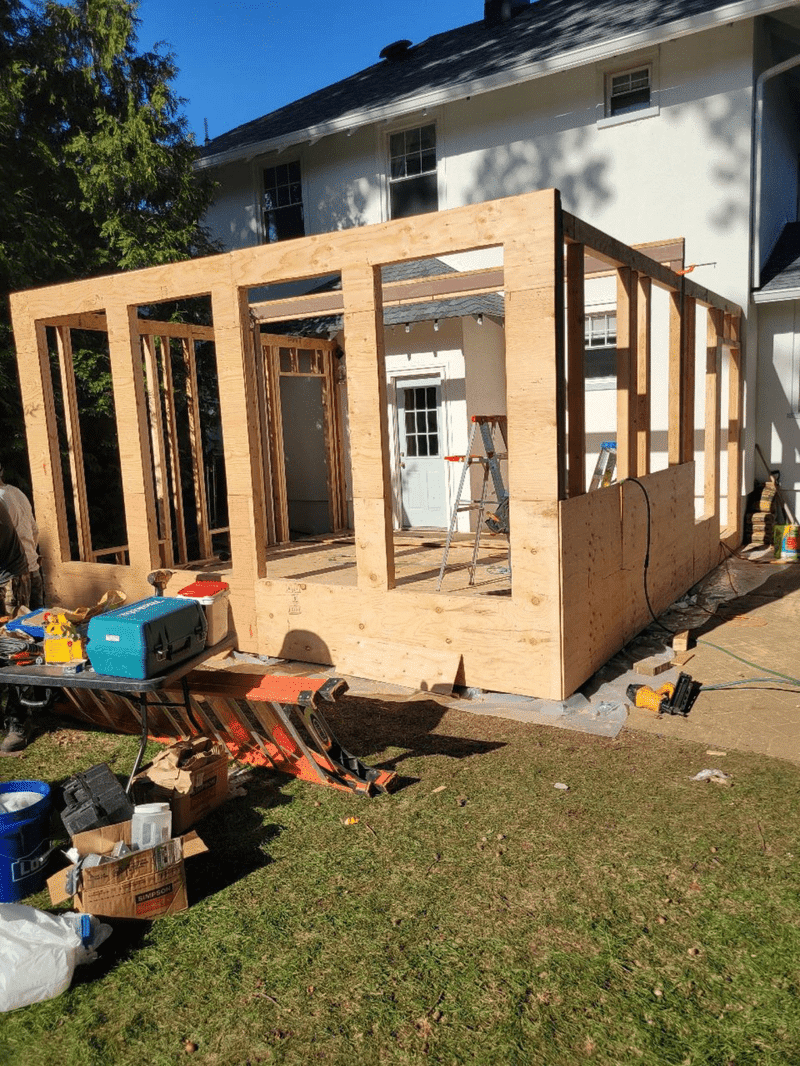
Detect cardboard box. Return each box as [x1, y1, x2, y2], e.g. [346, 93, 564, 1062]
[133, 737, 229, 835]
[47, 821, 207, 920]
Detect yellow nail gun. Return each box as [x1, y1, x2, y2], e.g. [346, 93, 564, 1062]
[626, 672, 701, 717]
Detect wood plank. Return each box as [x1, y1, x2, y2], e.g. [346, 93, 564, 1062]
[8, 313, 72, 569]
[182, 333, 212, 560]
[210, 282, 269, 599]
[104, 302, 160, 577]
[341, 263, 395, 592]
[566, 241, 585, 498]
[136, 319, 214, 341]
[559, 484, 624, 694]
[635, 275, 652, 477]
[253, 330, 278, 545]
[726, 324, 744, 538]
[615, 267, 637, 481]
[681, 296, 696, 464]
[141, 334, 174, 566]
[668, 290, 683, 467]
[563, 214, 741, 315]
[159, 335, 188, 564]
[263, 339, 290, 544]
[505, 190, 563, 696]
[55, 326, 93, 561]
[335, 637, 461, 694]
[583, 238, 685, 278]
[704, 308, 723, 520]
[40, 312, 108, 331]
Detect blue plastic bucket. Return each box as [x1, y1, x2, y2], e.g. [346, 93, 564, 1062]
[0, 780, 52, 902]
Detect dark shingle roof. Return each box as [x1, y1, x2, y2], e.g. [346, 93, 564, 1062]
[257, 257, 504, 335]
[759, 223, 800, 296]
[199, 0, 762, 166]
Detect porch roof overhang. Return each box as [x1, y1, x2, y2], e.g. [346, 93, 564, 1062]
[753, 220, 800, 303]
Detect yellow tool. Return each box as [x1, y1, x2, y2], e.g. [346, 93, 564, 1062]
[626, 673, 701, 717]
[43, 611, 86, 664]
[627, 680, 675, 714]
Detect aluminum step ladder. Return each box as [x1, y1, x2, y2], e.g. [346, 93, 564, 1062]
[589, 440, 617, 491]
[436, 415, 510, 592]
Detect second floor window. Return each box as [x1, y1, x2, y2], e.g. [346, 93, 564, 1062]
[606, 67, 651, 117]
[263, 161, 304, 242]
[389, 124, 438, 219]
[585, 311, 617, 387]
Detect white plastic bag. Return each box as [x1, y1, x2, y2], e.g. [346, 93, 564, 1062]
[0, 904, 111, 1011]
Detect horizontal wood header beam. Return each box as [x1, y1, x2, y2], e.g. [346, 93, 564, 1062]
[249, 267, 506, 323]
[563, 213, 741, 316]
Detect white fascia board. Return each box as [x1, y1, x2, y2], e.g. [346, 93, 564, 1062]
[753, 286, 800, 303]
[196, 0, 797, 171]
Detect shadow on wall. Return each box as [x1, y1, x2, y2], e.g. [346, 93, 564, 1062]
[660, 92, 752, 237]
[465, 128, 613, 219]
[315, 179, 370, 233]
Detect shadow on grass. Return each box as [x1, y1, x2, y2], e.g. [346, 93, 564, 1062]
[318, 695, 507, 772]
[185, 766, 291, 904]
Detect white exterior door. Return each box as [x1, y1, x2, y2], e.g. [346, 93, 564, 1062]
[397, 378, 448, 528]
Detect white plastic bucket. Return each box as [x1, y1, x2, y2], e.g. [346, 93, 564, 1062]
[130, 803, 172, 850]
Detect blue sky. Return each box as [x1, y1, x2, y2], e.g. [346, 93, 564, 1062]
[135, 0, 479, 144]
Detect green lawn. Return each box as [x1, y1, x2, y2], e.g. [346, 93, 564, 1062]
[1, 698, 799, 1066]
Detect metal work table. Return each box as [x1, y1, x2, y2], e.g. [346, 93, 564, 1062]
[0, 637, 234, 791]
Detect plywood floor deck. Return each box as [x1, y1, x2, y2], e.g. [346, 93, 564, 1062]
[261, 531, 512, 594]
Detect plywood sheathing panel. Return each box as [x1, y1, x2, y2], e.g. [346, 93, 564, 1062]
[210, 284, 270, 646]
[341, 264, 395, 593]
[504, 191, 564, 698]
[254, 579, 553, 699]
[10, 309, 71, 568]
[560, 465, 698, 697]
[559, 484, 624, 693]
[335, 637, 461, 694]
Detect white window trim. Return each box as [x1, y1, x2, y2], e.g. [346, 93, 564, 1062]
[596, 50, 660, 129]
[380, 109, 445, 222]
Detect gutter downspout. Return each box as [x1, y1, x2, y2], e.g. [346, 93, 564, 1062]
[751, 51, 800, 290]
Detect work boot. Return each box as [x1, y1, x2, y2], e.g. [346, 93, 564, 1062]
[1, 714, 32, 753]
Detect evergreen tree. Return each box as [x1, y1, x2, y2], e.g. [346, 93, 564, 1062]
[0, 0, 216, 488]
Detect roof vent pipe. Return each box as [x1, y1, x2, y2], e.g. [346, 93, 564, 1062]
[484, 0, 530, 26]
[379, 39, 412, 61]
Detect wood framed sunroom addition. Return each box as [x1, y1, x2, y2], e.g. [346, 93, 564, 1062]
[10, 189, 743, 701]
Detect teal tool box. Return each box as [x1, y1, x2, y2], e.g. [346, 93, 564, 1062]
[86, 597, 207, 680]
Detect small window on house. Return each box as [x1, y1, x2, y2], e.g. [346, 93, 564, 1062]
[389, 124, 438, 219]
[606, 67, 650, 117]
[585, 311, 617, 387]
[263, 161, 304, 242]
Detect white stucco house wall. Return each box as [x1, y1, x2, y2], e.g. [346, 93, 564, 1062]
[196, 0, 800, 532]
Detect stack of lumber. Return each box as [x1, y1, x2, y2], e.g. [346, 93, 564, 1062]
[744, 478, 778, 546]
